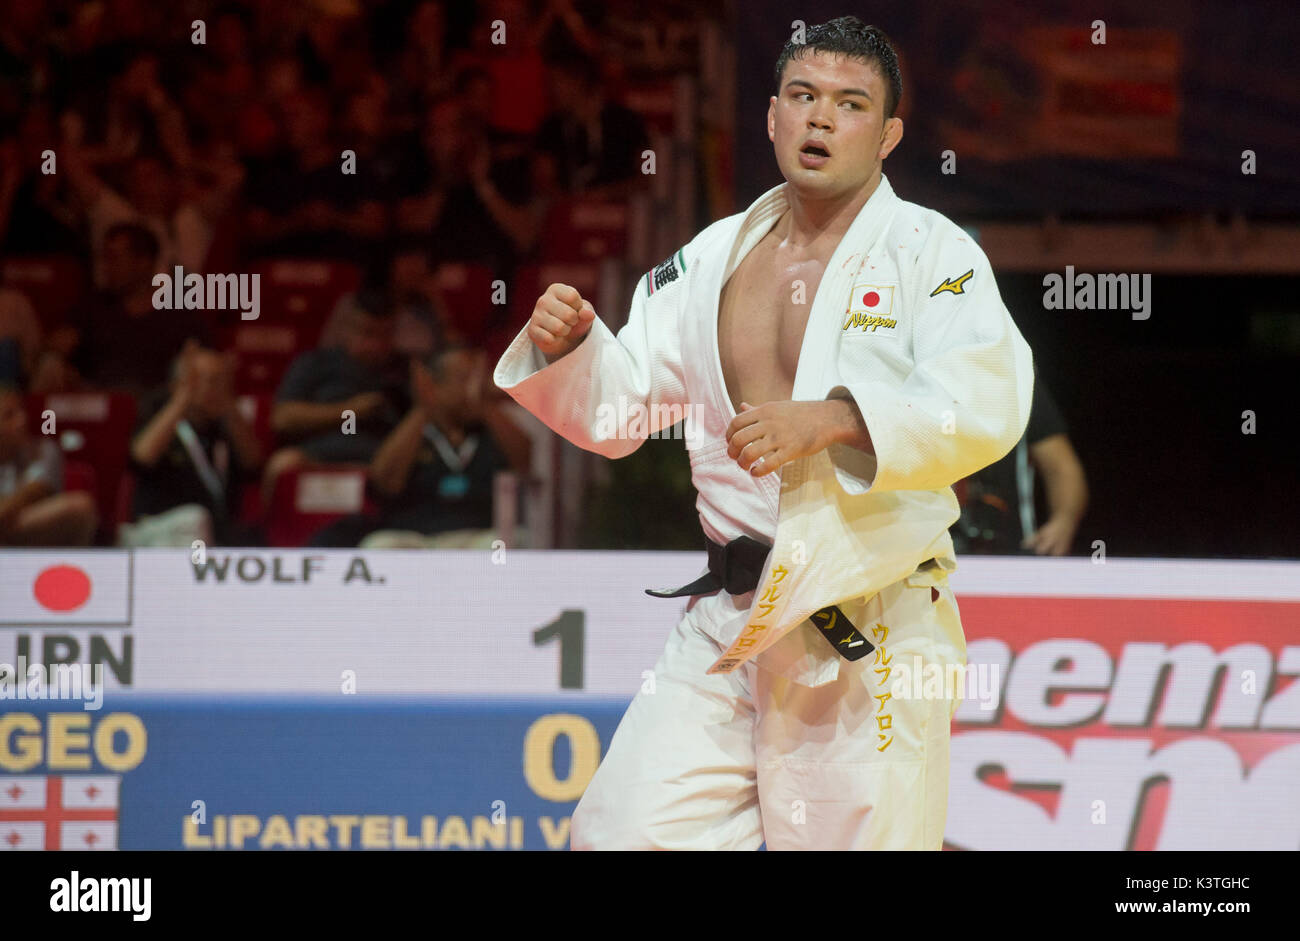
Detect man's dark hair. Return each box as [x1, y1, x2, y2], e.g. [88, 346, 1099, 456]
[773, 17, 903, 120]
[103, 222, 160, 261]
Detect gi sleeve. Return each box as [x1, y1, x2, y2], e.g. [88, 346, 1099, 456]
[826, 225, 1035, 495]
[492, 250, 692, 459]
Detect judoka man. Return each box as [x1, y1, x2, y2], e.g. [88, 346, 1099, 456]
[494, 16, 1034, 850]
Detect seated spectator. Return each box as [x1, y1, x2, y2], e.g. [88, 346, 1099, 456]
[263, 300, 408, 500]
[122, 341, 263, 547]
[310, 345, 532, 548]
[534, 54, 651, 197]
[35, 222, 212, 396]
[0, 382, 97, 545]
[320, 245, 450, 361]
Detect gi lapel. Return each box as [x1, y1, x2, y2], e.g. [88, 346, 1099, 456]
[707, 176, 901, 676]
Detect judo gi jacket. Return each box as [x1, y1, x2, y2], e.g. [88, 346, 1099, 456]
[495, 175, 1034, 686]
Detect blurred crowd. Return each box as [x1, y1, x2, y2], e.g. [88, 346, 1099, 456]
[0, 0, 710, 547]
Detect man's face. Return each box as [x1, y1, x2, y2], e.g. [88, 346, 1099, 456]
[768, 51, 902, 200]
[345, 312, 394, 369]
[187, 351, 232, 421]
[423, 349, 478, 421]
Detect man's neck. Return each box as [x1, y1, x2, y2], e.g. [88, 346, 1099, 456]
[781, 168, 883, 249]
[427, 407, 465, 443]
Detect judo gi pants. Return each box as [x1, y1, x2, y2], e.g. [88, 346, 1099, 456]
[570, 570, 966, 850]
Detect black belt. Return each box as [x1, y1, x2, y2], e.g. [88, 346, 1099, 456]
[645, 535, 877, 661]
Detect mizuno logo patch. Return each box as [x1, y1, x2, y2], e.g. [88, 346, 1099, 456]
[930, 269, 974, 296]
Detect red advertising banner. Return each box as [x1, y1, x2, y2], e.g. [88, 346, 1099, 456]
[948, 573, 1298, 850]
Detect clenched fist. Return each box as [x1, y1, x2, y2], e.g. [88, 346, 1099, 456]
[528, 283, 596, 363]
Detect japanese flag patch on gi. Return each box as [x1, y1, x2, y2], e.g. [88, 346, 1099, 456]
[842, 282, 898, 335]
[645, 248, 687, 296]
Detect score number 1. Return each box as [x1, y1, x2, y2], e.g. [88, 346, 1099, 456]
[532, 609, 584, 689]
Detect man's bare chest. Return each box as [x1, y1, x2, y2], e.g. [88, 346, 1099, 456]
[717, 240, 829, 408]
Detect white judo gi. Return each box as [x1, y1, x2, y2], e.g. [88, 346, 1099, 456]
[494, 175, 1034, 849]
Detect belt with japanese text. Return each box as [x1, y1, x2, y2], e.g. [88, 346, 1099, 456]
[645, 534, 877, 662]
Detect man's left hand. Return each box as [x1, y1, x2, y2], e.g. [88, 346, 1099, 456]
[726, 400, 841, 477]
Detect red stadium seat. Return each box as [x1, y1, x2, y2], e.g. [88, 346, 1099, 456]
[113, 468, 136, 532]
[221, 323, 306, 394]
[538, 198, 629, 263]
[431, 262, 499, 345]
[248, 258, 362, 341]
[23, 391, 136, 545]
[62, 459, 96, 497]
[1, 254, 87, 328]
[234, 391, 276, 459]
[264, 464, 376, 548]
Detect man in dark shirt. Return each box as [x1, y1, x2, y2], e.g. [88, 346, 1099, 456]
[262, 299, 408, 501]
[65, 222, 212, 396]
[127, 342, 262, 546]
[952, 368, 1088, 555]
[309, 345, 532, 547]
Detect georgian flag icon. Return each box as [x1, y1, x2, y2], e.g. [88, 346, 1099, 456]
[0, 775, 120, 850]
[0, 551, 130, 624]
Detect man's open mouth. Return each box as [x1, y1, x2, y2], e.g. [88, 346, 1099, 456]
[801, 142, 831, 158]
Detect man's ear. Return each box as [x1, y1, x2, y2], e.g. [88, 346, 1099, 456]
[879, 117, 904, 159]
[768, 97, 777, 142]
